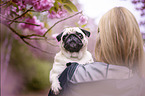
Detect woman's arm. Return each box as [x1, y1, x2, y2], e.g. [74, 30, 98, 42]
[48, 62, 109, 96]
[48, 62, 79, 96]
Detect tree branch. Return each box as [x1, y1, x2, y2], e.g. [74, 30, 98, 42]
[43, 11, 82, 37]
[9, 7, 33, 25]
[24, 37, 55, 40]
[0, 14, 40, 26]
[11, 20, 40, 26]
[7, 24, 22, 37]
[21, 34, 44, 38]
[21, 38, 54, 54]
[7, 25, 53, 54]
[29, 9, 48, 12]
[20, 37, 59, 47]
[4, 11, 82, 39]
[2, 22, 43, 39]
[2, 10, 83, 53]
[0, 1, 10, 6]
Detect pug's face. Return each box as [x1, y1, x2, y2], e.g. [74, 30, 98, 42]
[56, 27, 90, 53]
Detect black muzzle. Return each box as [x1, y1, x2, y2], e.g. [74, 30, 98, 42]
[63, 34, 83, 52]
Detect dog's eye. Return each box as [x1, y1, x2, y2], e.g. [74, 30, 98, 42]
[76, 32, 83, 39]
[63, 33, 68, 41]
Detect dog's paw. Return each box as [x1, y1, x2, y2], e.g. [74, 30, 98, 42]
[51, 81, 62, 95]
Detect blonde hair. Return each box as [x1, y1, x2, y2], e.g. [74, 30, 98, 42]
[95, 7, 144, 74]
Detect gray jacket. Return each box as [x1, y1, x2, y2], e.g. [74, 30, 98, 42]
[48, 62, 145, 96]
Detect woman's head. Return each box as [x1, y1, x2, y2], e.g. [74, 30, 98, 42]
[95, 7, 144, 72]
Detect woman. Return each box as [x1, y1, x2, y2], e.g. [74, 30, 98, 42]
[95, 6, 144, 76]
[48, 7, 145, 96]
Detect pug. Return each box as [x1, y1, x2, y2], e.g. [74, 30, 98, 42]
[49, 27, 94, 95]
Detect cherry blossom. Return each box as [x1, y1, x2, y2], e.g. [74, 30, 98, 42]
[19, 16, 47, 35]
[78, 15, 88, 25]
[31, 0, 55, 12]
[48, 9, 67, 19]
[48, 10, 57, 19]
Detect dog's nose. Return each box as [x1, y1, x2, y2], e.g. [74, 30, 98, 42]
[70, 41, 77, 47]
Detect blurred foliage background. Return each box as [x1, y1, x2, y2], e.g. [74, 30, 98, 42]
[1, 24, 53, 96]
[1, 0, 145, 96]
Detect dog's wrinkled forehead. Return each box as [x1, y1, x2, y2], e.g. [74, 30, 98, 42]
[63, 27, 84, 35]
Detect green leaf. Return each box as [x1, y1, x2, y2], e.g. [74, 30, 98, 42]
[11, 2, 19, 12]
[49, 6, 58, 13]
[63, 5, 73, 12]
[44, 22, 49, 28]
[57, 0, 62, 3]
[62, 0, 70, 3]
[10, 10, 19, 18]
[65, 1, 78, 12]
[81, 24, 87, 28]
[54, 1, 59, 10]
[2, 1, 11, 9]
[49, 7, 55, 13]
[61, 0, 66, 3]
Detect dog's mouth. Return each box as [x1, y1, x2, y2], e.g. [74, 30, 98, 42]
[63, 34, 83, 52]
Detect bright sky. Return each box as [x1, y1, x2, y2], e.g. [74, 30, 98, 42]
[78, 0, 145, 33]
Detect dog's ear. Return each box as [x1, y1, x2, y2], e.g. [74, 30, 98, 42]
[80, 29, 90, 37]
[56, 32, 63, 42]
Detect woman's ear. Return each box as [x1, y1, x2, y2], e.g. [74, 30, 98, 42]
[80, 28, 90, 37]
[56, 32, 63, 42]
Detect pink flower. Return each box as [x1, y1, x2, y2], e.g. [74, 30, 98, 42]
[24, 17, 36, 30]
[1, 6, 10, 17]
[11, 0, 27, 11]
[48, 9, 67, 19]
[78, 15, 88, 25]
[48, 0, 55, 3]
[19, 16, 47, 35]
[48, 10, 57, 19]
[23, 0, 33, 4]
[56, 9, 67, 18]
[31, 0, 54, 12]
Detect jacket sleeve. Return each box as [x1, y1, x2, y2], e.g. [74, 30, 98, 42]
[70, 62, 109, 83]
[48, 62, 79, 96]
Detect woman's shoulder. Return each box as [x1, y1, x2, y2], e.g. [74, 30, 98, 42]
[67, 62, 109, 83]
[67, 62, 133, 83]
[107, 64, 133, 79]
